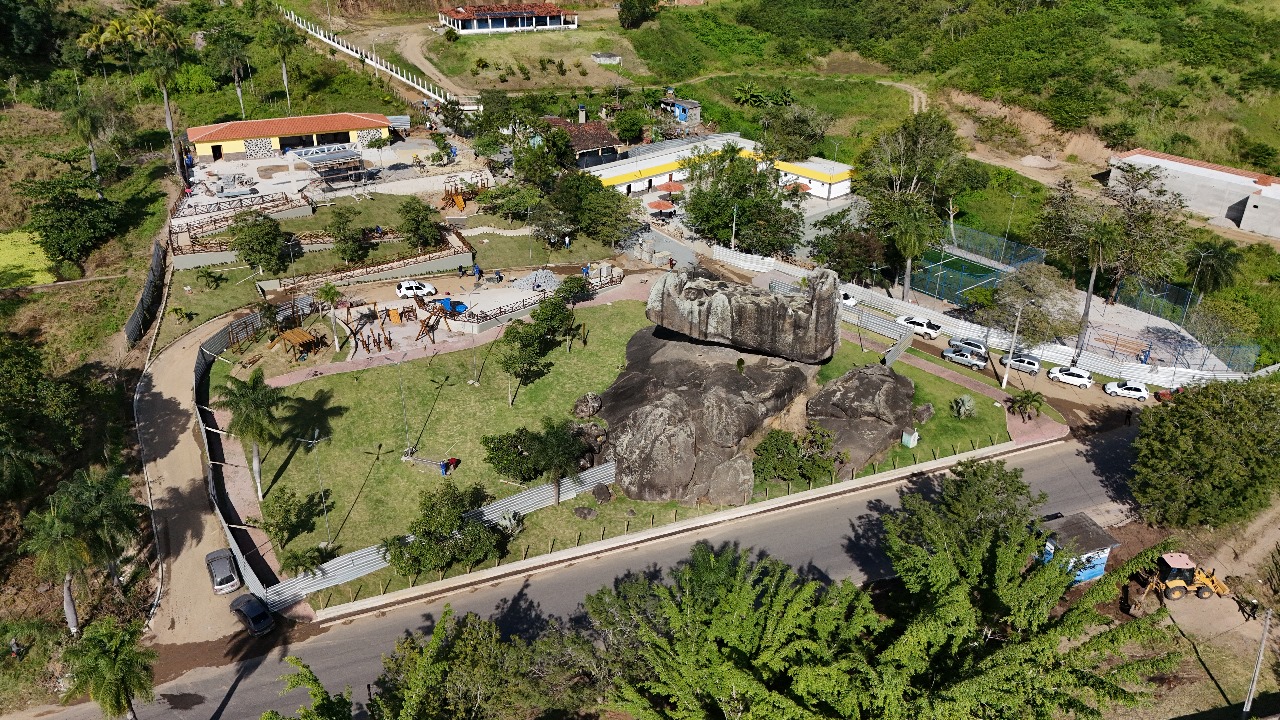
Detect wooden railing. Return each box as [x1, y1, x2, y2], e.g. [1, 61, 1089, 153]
[279, 243, 471, 291]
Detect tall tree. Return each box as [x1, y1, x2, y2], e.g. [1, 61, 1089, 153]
[129, 10, 185, 184]
[975, 263, 1079, 349]
[327, 205, 366, 264]
[313, 282, 343, 346]
[261, 656, 354, 720]
[16, 169, 123, 265]
[810, 206, 886, 285]
[20, 497, 91, 634]
[1032, 179, 1120, 359]
[206, 26, 252, 119]
[760, 103, 834, 161]
[860, 108, 963, 200]
[228, 211, 288, 274]
[0, 419, 54, 500]
[259, 19, 304, 114]
[397, 196, 441, 250]
[62, 618, 156, 720]
[379, 483, 502, 576]
[618, 0, 659, 29]
[495, 320, 551, 406]
[681, 142, 805, 256]
[58, 467, 146, 586]
[1102, 161, 1191, 304]
[866, 190, 941, 302]
[1184, 236, 1244, 296]
[212, 367, 285, 500]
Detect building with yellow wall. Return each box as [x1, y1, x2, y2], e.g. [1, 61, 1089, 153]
[186, 112, 391, 163]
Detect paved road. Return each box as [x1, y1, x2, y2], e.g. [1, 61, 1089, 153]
[21, 428, 1135, 720]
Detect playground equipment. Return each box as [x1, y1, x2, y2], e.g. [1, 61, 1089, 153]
[440, 174, 491, 212]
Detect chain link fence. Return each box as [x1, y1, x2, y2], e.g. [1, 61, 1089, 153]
[124, 243, 168, 348]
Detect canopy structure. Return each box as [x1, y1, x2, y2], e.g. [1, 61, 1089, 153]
[786, 182, 812, 192]
[297, 144, 364, 170]
[647, 200, 675, 211]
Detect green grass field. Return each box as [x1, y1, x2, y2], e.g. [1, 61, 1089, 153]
[0, 618, 61, 713]
[469, 232, 616, 270]
[0, 232, 55, 288]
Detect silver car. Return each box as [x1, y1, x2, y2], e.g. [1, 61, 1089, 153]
[942, 348, 988, 370]
[999, 353, 1041, 375]
[948, 337, 988, 357]
[205, 549, 241, 595]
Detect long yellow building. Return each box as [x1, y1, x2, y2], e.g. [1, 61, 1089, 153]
[186, 112, 391, 163]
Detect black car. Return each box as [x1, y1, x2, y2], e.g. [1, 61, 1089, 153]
[230, 594, 275, 637]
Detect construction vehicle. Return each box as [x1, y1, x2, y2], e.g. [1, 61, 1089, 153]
[1143, 552, 1231, 602]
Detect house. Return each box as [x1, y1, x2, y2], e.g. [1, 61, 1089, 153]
[543, 110, 621, 169]
[776, 158, 855, 200]
[186, 113, 391, 163]
[1110, 148, 1280, 240]
[1042, 513, 1119, 585]
[438, 3, 578, 34]
[659, 95, 701, 125]
[588, 133, 759, 195]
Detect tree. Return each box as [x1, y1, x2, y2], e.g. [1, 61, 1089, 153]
[531, 203, 574, 251]
[495, 320, 551, 406]
[760, 103, 833, 161]
[618, 0, 659, 29]
[229, 211, 288, 274]
[0, 419, 54, 500]
[681, 143, 804, 256]
[1131, 377, 1280, 527]
[866, 189, 941, 302]
[212, 367, 285, 500]
[205, 26, 252, 119]
[260, 19, 304, 114]
[1183, 296, 1260, 352]
[62, 617, 156, 720]
[314, 282, 343, 345]
[1102, 161, 1191, 304]
[251, 486, 315, 550]
[580, 189, 639, 248]
[1032, 179, 1120, 359]
[1007, 389, 1046, 422]
[366, 135, 389, 168]
[975, 263, 1079, 348]
[0, 333, 81, 452]
[752, 423, 847, 485]
[16, 170, 122, 264]
[476, 182, 544, 222]
[611, 109, 648, 143]
[533, 417, 588, 505]
[480, 427, 543, 484]
[1184, 236, 1244, 296]
[62, 95, 106, 199]
[380, 483, 502, 576]
[860, 108, 963, 199]
[327, 205, 366, 264]
[261, 656, 353, 720]
[878, 459, 1178, 719]
[398, 197, 441, 250]
[57, 467, 146, 584]
[529, 294, 574, 351]
[129, 11, 185, 184]
[20, 498, 91, 634]
[810, 207, 886, 285]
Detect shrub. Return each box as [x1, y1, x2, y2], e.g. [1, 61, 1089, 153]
[444, 28, 460, 42]
[951, 394, 976, 419]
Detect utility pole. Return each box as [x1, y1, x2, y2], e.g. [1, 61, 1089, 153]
[1242, 608, 1272, 719]
[1001, 299, 1035, 390]
[730, 205, 737, 250]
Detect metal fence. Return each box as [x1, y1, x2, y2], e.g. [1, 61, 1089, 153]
[910, 260, 1001, 307]
[124, 242, 168, 348]
[949, 225, 1044, 268]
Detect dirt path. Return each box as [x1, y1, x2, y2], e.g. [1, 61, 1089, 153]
[877, 80, 927, 113]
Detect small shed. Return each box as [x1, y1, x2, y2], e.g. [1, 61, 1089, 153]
[1042, 513, 1119, 585]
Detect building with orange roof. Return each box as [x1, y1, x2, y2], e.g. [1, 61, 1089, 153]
[438, 3, 577, 34]
[186, 112, 392, 163]
[1110, 148, 1280, 239]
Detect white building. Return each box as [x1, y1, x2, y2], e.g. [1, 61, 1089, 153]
[1111, 148, 1280, 240]
[438, 3, 578, 34]
[776, 158, 854, 201]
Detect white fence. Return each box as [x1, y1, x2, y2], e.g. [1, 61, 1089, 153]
[711, 245, 1277, 388]
[278, 7, 480, 110]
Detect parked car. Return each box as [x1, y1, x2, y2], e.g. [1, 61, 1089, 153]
[1105, 380, 1150, 401]
[999, 353, 1041, 376]
[1047, 366, 1094, 389]
[948, 337, 988, 357]
[230, 594, 275, 637]
[895, 315, 942, 340]
[942, 348, 988, 370]
[395, 280, 437, 299]
[1155, 386, 1187, 402]
[840, 292, 860, 310]
[204, 549, 241, 596]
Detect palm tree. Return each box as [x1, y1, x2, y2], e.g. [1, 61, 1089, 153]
[58, 467, 146, 587]
[20, 499, 91, 634]
[195, 268, 226, 289]
[1007, 389, 1046, 423]
[205, 27, 252, 120]
[0, 421, 54, 500]
[61, 617, 156, 720]
[212, 367, 285, 500]
[129, 11, 184, 184]
[63, 95, 106, 199]
[259, 19, 304, 114]
[1186, 237, 1244, 296]
[313, 282, 343, 346]
[77, 27, 110, 79]
[872, 191, 941, 302]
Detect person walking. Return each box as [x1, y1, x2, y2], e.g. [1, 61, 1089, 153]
[668, 257, 676, 271]
[439, 460, 449, 476]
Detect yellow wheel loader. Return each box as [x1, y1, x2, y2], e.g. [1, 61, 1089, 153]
[1147, 552, 1231, 601]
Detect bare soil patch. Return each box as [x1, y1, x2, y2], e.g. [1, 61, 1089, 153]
[818, 51, 890, 76]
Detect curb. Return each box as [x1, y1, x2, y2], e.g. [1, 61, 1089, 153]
[315, 436, 1064, 625]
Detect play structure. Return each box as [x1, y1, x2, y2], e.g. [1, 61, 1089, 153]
[268, 327, 330, 360]
[440, 174, 490, 211]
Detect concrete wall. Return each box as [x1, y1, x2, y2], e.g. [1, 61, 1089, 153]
[1118, 158, 1255, 219]
[173, 250, 240, 270]
[1240, 193, 1280, 239]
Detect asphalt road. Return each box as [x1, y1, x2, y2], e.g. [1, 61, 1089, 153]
[32, 427, 1136, 720]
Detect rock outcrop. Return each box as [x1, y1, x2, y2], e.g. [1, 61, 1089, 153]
[645, 269, 840, 363]
[807, 364, 916, 471]
[599, 327, 812, 506]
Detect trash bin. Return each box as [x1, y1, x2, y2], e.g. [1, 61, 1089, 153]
[901, 429, 919, 448]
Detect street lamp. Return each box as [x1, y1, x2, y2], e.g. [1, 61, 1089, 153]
[1181, 247, 1213, 323]
[1001, 299, 1036, 390]
[1002, 191, 1024, 264]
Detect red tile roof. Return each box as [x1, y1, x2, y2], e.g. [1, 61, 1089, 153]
[187, 113, 391, 144]
[1112, 148, 1277, 186]
[440, 3, 569, 20]
[543, 116, 620, 153]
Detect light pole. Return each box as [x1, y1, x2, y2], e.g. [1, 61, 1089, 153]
[465, 288, 482, 384]
[730, 205, 738, 250]
[1002, 191, 1023, 264]
[1181, 247, 1212, 323]
[296, 429, 332, 547]
[1001, 299, 1036, 390]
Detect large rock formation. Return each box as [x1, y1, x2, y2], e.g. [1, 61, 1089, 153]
[645, 269, 840, 363]
[599, 327, 812, 506]
[807, 364, 916, 472]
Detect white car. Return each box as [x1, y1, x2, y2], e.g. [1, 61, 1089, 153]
[999, 353, 1041, 376]
[895, 315, 942, 340]
[395, 280, 437, 299]
[942, 348, 987, 370]
[948, 337, 988, 357]
[840, 292, 860, 310]
[1048, 366, 1094, 389]
[1105, 380, 1150, 401]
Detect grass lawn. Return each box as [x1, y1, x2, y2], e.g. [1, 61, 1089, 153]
[0, 232, 54, 288]
[903, 347, 1073, 426]
[465, 214, 527, 230]
[246, 301, 652, 568]
[275, 194, 408, 235]
[157, 241, 412, 350]
[470, 232, 616, 270]
[0, 618, 61, 713]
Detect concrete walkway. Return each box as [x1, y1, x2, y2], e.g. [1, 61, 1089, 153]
[460, 226, 531, 237]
